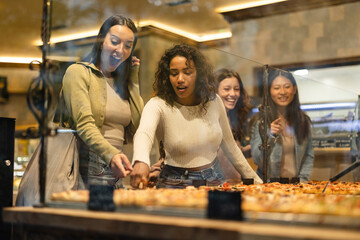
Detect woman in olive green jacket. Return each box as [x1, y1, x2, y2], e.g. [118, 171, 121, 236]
[62, 15, 144, 188]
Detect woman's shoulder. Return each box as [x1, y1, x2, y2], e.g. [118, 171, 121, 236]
[145, 97, 167, 108]
[249, 113, 261, 128]
[302, 110, 312, 122]
[212, 94, 223, 107]
[63, 63, 95, 87]
[147, 96, 164, 103]
[214, 94, 222, 102]
[64, 62, 90, 74]
[143, 97, 170, 115]
[66, 62, 100, 72]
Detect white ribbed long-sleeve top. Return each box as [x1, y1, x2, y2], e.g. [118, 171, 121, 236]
[132, 95, 262, 184]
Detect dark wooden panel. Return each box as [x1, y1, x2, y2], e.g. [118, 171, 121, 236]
[0, 117, 15, 207]
[221, 0, 360, 22]
[270, 56, 360, 71]
[0, 117, 15, 240]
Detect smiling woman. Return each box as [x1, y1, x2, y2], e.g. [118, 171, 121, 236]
[215, 68, 253, 182]
[249, 68, 314, 183]
[61, 15, 144, 189]
[99, 25, 135, 77]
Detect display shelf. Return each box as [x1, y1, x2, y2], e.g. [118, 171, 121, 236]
[3, 206, 360, 240]
[45, 201, 360, 229]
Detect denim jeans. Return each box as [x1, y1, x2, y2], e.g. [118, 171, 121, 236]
[156, 158, 225, 189]
[79, 149, 123, 189]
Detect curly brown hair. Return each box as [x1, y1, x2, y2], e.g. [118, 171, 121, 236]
[153, 44, 216, 111]
[215, 68, 252, 142]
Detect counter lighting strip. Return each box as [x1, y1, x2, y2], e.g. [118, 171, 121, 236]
[252, 102, 357, 113]
[0, 57, 42, 64]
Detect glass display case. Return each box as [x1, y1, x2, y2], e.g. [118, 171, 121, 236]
[3, 1, 360, 239]
[293, 73, 359, 182]
[11, 0, 360, 206]
[305, 102, 356, 148]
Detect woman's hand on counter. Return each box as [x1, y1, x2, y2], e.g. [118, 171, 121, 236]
[130, 161, 150, 188]
[110, 153, 133, 178]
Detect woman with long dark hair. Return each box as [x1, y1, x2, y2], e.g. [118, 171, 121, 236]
[62, 15, 144, 188]
[215, 68, 253, 182]
[250, 68, 313, 182]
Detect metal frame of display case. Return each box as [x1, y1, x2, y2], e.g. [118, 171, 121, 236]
[26, 0, 53, 207]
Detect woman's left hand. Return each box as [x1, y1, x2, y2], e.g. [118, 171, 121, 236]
[148, 159, 164, 187]
[130, 161, 150, 188]
[132, 56, 140, 66]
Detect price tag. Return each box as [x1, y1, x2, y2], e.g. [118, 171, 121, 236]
[291, 177, 300, 184]
[280, 177, 290, 184]
[207, 191, 242, 221]
[192, 179, 206, 187]
[88, 185, 115, 212]
[242, 178, 254, 185]
[269, 177, 280, 183]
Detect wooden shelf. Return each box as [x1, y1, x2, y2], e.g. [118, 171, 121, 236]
[4, 207, 360, 240]
[312, 147, 353, 181]
[314, 147, 350, 155]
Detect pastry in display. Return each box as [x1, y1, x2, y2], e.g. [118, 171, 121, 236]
[51, 181, 360, 217]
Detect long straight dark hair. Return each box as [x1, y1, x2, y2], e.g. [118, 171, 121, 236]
[83, 15, 138, 100]
[259, 68, 311, 144]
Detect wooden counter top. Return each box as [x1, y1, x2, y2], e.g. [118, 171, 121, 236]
[311, 147, 355, 181]
[3, 206, 360, 240]
[314, 147, 350, 155]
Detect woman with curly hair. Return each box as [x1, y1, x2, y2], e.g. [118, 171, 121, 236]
[215, 68, 253, 182]
[130, 44, 262, 188]
[250, 68, 314, 183]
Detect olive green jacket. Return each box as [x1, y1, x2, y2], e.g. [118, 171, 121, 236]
[62, 62, 144, 165]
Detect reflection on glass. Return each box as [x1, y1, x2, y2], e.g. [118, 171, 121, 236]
[11, 0, 357, 188]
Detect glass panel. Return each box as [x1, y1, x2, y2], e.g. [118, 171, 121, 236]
[44, 0, 360, 188]
[7, 0, 360, 210]
[293, 72, 359, 183]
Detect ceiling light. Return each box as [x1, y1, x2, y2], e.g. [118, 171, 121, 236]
[300, 102, 356, 111]
[293, 69, 309, 76]
[34, 29, 99, 45]
[140, 20, 232, 42]
[0, 57, 42, 64]
[34, 20, 232, 45]
[47, 55, 80, 62]
[216, 0, 288, 13]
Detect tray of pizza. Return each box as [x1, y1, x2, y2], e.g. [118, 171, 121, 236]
[49, 181, 360, 228]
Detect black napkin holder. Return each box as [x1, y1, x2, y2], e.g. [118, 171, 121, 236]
[88, 184, 115, 212]
[207, 190, 242, 221]
[291, 177, 300, 184]
[192, 179, 207, 187]
[280, 177, 290, 184]
[242, 178, 254, 185]
[269, 177, 280, 183]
